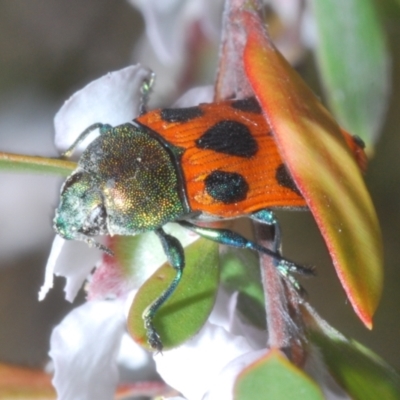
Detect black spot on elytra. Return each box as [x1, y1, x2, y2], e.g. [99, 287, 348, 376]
[205, 170, 249, 203]
[196, 120, 258, 158]
[231, 97, 262, 113]
[160, 106, 204, 123]
[275, 164, 301, 196]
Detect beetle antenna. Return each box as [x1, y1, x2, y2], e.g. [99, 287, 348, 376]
[62, 123, 109, 158]
[86, 237, 114, 256]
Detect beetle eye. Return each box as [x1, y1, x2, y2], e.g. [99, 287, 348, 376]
[79, 204, 108, 236]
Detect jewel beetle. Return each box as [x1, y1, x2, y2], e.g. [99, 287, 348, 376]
[54, 96, 366, 350]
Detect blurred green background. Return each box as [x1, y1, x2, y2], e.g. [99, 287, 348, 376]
[0, 0, 399, 375]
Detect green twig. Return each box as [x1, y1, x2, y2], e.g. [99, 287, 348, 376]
[0, 152, 76, 176]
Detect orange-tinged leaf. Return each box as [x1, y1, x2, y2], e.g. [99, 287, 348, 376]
[0, 363, 56, 399]
[115, 381, 170, 399]
[242, 12, 383, 327]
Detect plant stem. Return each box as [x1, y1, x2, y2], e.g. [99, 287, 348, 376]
[0, 152, 76, 176]
[254, 222, 306, 365]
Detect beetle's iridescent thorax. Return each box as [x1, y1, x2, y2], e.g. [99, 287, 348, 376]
[54, 123, 188, 243]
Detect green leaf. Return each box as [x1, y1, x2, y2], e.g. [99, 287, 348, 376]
[310, 324, 400, 399]
[0, 152, 76, 176]
[234, 349, 324, 400]
[220, 247, 265, 328]
[311, 0, 390, 146]
[243, 11, 383, 328]
[128, 238, 219, 350]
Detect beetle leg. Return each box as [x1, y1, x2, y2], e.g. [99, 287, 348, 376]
[142, 227, 185, 351]
[249, 209, 313, 293]
[139, 71, 155, 115]
[62, 123, 112, 158]
[250, 209, 281, 255]
[179, 221, 312, 277]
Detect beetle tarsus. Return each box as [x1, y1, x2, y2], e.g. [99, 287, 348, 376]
[144, 316, 163, 352]
[277, 259, 315, 277]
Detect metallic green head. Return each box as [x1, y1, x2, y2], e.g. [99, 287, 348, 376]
[54, 123, 187, 248]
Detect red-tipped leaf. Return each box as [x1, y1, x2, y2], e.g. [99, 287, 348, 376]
[242, 11, 383, 327]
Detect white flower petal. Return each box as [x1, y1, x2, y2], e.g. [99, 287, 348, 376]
[205, 349, 268, 400]
[300, 7, 317, 49]
[207, 288, 237, 331]
[132, 33, 182, 102]
[129, 0, 194, 64]
[154, 320, 254, 400]
[40, 234, 103, 302]
[117, 332, 150, 371]
[57, 239, 103, 302]
[139, 0, 188, 64]
[39, 235, 65, 301]
[153, 290, 268, 399]
[172, 85, 214, 108]
[50, 300, 125, 400]
[266, 0, 303, 26]
[129, 0, 222, 64]
[208, 289, 266, 350]
[54, 65, 152, 153]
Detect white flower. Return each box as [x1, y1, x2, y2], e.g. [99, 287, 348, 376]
[129, 0, 222, 65]
[50, 300, 128, 400]
[128, 0, 223, 102]
[265, 0, 317, 62]
[153, 290, 350, 400]
[54, 65, 153, 154]
[154, 289, 267, 400]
